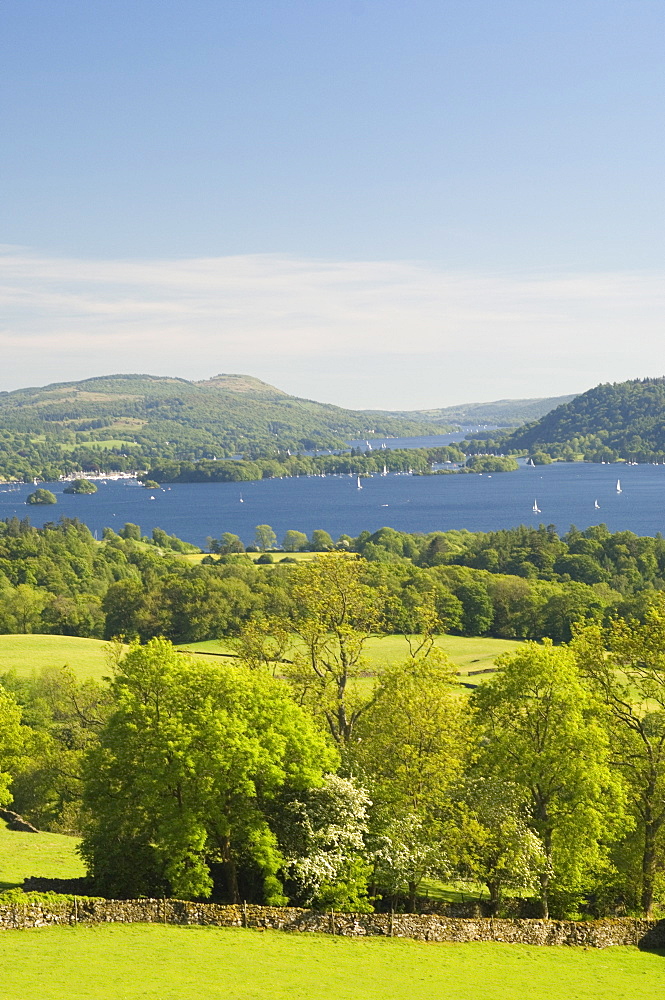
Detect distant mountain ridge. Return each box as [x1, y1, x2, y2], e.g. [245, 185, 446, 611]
[498, 378, 665, 461]
[377, 394, 577, 427]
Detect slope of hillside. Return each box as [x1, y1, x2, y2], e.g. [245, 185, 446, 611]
[500, 378, 665, 461]
[0, 373, 449, 481]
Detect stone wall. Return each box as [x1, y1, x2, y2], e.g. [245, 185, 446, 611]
[0, 898, 663, 949]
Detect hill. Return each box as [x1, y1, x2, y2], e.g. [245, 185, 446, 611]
[0, 373, 449, 481]
[498, 378, 665, 461]
[379, 394, 576, 427]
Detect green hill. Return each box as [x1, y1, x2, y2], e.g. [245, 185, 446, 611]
[499, 377, 665, 461]
[0, 373, 449, 481]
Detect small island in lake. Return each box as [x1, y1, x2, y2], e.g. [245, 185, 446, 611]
[26, 488, 57, 505]
[63, 477, 98, 494]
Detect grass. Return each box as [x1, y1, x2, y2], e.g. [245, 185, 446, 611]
[0, 632, 519, 689]
[0, 634, 116, 682]
[57, 439, 138, 452]
[177, 551, 318, 564]
[179, 634, 523, 678]
[0, 820, 85, 892]
[0, 925, 662, 1000]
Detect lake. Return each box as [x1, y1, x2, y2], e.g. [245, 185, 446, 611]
[2, 461, 664, 547]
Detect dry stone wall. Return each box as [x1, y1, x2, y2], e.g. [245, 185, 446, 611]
[0, 898, 664, 949]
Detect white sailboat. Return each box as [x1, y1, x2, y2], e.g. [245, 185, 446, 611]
[356, 475, 362, 490]
[616, 479, 622, 494]
[594, 499, 600, 509]
[239, 493, 244, 503]
[532, 499, 541, 513]
[382, 464, 388, 476]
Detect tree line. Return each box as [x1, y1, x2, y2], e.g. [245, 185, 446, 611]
[2, 517, 665, 646]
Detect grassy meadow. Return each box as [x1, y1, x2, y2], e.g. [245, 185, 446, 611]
[0, 820, 84, 892]
[177, 550, 318, 565]
[0, 634, 115, 682]
[179, 633, 523, 681]
[0, 925, 662, 1000]
[0, 632, 520, 691]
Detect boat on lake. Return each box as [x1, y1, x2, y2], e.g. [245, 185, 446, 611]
[616, 479, 622, 493]
[533, 499, 541, 513]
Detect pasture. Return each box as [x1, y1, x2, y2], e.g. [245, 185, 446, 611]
[177, 550, 317, 564]
[0, 821, 84, 892]
[0, 634, 114, 682]
[0, 925, 662, 1000]
[179, 633, 523, 679]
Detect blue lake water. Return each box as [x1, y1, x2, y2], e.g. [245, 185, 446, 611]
[2, 462, 664, 547]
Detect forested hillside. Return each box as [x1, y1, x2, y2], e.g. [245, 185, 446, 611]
[497, 378, 665, 462]
[0, 373, 448, 481]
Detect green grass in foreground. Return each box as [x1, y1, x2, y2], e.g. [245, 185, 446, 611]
[0, 821, 85, 892]
[0, 634, 115, 682]
[0, 925, 662, 1000]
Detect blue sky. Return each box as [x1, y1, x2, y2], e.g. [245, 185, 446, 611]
[2, 1, 664, 407]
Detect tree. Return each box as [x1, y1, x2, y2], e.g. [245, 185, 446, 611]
[573, 600, 665, 914]
[6, 584, 46, 634]
[310, 529, 334, 552]
[4, 665, 111, 832]
[458, 778, 547, 914]
[455, 580, 493, 635]
[353, 652, 469, 910]
[285, 554, 384, 745]
[220, 532, 245, 554]
[81, 639, 334, 902]
[283, 530, 308, 553]
[471, 641, 625, 917]
[255, 524, 277, 551]
[119, 522, 141, 541]
[277, 774, 372, 911]
[0, 687, 25, 807]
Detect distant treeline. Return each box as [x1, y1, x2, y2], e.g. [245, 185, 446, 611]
[140, 447, 521, 483]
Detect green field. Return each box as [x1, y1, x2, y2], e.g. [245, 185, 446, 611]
[180, 634, 522, 678]
[0, 635, 115, 682]
[0, 820, 85, 892]
[177, 551, 317, 564]
[0, 925, 662, 1000]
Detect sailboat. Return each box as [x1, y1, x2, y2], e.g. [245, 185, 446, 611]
[616, 479, 622, 494]
[527, 458, 536, 467]
[356, 475, 362, 490]
[382, 464, 388, 476]
[594, 499, 600, 509]
[532, 499, 541, 513]
[239, 493, 244, 503]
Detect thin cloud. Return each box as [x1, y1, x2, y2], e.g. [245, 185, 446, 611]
[0, 249, 663, 407]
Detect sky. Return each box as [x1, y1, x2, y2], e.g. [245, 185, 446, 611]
[1, 0, 664, 409]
